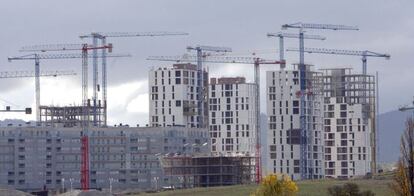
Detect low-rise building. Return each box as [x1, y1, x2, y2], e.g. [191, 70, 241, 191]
[0, 126, 209, 191]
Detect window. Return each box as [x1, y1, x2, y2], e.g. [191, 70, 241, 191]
[293, 108, 299, 114]
[293, 100, 299, 107]
[176, 100, 181, 107]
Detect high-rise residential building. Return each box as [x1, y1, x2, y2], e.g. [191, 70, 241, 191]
[149, 63, 208, 128]
[265, 64, 324, 180]
[319, 68, 376, 179]
[208, 77, 257, 156]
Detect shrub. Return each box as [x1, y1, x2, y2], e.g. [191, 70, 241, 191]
[327, 183, 375, 196]
[251, 174, 298, 196]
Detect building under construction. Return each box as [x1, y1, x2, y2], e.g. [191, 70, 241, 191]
[318, 68, 376, 178]
[160, 155, 256, 188]
[39, 99, 105, 128]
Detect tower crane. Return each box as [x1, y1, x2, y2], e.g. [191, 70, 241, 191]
[286, 47, 390, 75]
[148, 54, 285, 184]
[8, 52, 129, 123]
[281, 22, 359, 180]
[186, 45, 232, 128]
[0, 70, 75, 115]
[0, 68, 73, 118]
[267, 32, 325, 69]
[79, 31, 189, 127]
[18, 43, 124, 190]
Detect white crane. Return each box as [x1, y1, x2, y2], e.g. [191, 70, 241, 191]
[286, 47, 390, 75]
[79, 31, 188, 126]
[267, 32, 325, 69]
[8, 52, 129, 124]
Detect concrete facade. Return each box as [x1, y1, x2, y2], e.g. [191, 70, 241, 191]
[265, 65, 324, 180]
[0, 126, 209, 191]
[320, 69, 376, 178]
[149, 63, 208, 128]
[208, 77, 257, 156]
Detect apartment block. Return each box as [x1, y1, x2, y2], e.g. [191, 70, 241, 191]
[320, 68, 376, 178]
[266, 65, 324, 180]
[149, 63, 208, 128]
[0, 126, 209, 191]
[208, 77, 257, 156]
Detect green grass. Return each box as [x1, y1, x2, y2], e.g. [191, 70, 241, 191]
[130, 178, 394, 196]
[296, 179, 394, 196]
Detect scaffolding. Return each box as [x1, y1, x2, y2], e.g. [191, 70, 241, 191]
[160, 155, 256, 188]
[39, 100, 105, 128]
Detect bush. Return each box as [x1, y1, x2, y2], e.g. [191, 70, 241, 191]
[327, 183, 375, 196]
[251, 174, 298, 196]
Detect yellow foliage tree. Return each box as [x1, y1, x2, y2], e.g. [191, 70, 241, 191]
[391, 118, 414, 196]
[251, 174, 298, 196]
[391, 160, 410, 196]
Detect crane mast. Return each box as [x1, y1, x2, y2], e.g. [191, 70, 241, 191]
[79, 31, 188, 127]
[148, 54, 285, 183]
[281, 22, 358, 179]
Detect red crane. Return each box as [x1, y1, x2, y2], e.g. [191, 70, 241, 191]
[20, 43, 115, 190]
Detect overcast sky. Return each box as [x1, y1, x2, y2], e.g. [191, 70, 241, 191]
[0, 0, 413, 126]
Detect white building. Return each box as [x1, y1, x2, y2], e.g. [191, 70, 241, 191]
[320, 68, 376, 179]
[265, 64, 324, 180]
[149, 63, 208, 128]
[208, 77, 257, 156]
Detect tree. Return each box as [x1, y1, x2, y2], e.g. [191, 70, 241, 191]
[251, 174, 298, 196]
[391, 118, 414, 196]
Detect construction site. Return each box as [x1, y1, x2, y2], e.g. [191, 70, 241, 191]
[0, 18, 391, 195]
[160, 155, 256, 188]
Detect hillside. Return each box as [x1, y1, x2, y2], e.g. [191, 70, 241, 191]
[378, 110, 413, 163]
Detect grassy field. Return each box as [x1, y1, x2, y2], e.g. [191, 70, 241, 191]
[131, 178, 395, 196]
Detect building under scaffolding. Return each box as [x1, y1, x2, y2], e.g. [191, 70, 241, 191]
[160, 155, 256, 188]
[39, 99, 105, 128]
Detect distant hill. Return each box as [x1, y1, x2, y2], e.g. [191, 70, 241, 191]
[0, 119, 34, 127]
[378, 110, 413, 163]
